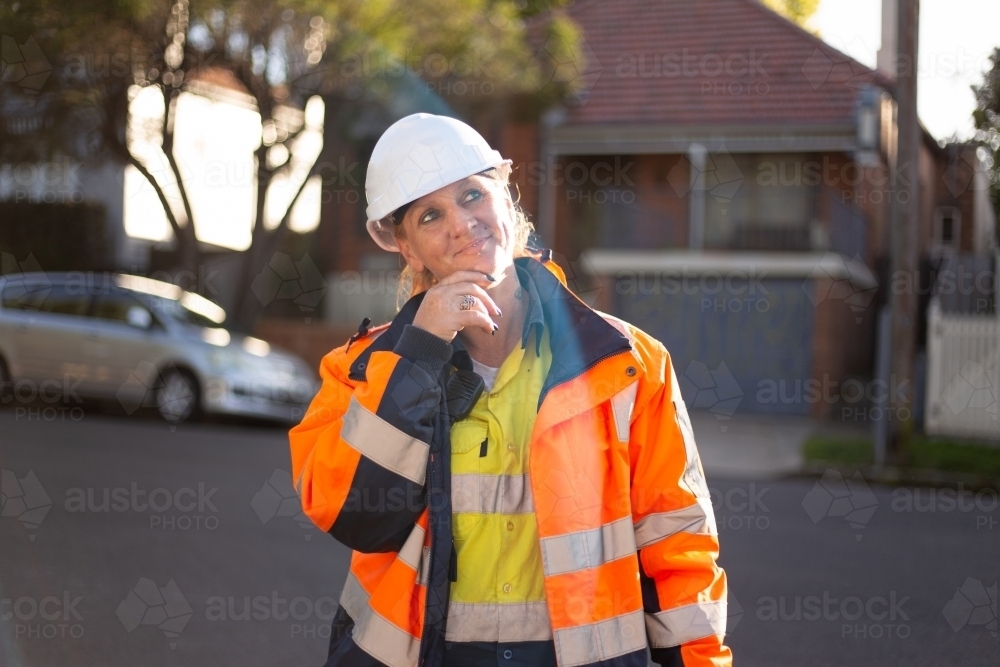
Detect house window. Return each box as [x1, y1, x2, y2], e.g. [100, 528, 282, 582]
[933, 206, 961, 256]
[703, 153, 815, 251]
[576, 189, 682, 250]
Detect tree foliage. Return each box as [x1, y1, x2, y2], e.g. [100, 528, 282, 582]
[972, 46, 1000, 221]
[760, 0, 820, 26]
[1, 0, 582, 329]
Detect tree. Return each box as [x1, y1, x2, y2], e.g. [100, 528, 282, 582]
[760, 0, 820, 26]
[1, 0, 582, 330]
[972, 46, 1000, 222]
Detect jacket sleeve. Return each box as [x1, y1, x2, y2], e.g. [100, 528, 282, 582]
[289, 324, 453, 553]
[628, 344, 732, 667]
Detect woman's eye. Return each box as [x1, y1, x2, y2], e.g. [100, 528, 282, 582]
[463, 189, 483, 203]
[419, 210, 439, 224]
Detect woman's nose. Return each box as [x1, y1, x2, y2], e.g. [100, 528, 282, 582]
[445, 206, 477, 236]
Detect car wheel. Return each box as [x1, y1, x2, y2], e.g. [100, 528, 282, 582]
[156, 368, 200, 423]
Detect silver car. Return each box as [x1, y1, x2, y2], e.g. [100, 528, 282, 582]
[0, 272, 319, 423]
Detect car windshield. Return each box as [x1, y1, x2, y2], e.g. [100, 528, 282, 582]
[147, 294, 227, 329]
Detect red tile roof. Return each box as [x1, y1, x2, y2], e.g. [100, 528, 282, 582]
[548, 0, 880, 127]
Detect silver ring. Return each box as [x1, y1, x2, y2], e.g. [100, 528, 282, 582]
[459, 295, 476, 311]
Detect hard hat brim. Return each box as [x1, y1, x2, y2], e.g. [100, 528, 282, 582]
[366, 218, 402, 252]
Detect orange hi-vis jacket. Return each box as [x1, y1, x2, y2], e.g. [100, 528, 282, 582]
[289, 253, 732, 667]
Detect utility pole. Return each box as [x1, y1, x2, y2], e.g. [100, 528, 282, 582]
[887, 0, 920, 465]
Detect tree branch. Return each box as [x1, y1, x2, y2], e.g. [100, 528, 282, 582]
[273, 157, 320, 235]
[159, 85, 198, 237]
[127, 154, 184, 242]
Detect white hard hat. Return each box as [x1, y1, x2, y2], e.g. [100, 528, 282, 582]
[365, 113, 510, 252]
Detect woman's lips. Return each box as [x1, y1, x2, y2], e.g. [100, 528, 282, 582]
[457, 236, 490, 254]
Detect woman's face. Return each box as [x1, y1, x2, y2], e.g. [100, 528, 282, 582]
[394, 173, 516, 282]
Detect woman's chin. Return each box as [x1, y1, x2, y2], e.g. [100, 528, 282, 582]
[453, 251, 509, 278]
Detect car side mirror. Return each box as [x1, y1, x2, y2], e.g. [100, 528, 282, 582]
[126, 305, 153, 329]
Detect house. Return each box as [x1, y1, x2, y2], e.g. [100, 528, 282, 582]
[481, 0, 995, 418]
[0, 90, 134, 271]
[313, 0, 995, 420]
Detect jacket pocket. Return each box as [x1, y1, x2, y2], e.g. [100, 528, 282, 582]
[450, 418, 488, 472]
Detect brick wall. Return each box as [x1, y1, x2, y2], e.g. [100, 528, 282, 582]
[498, 121, 541, 221]
[810, 278, 878, 419]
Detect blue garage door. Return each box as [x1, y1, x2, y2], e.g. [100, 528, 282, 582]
[615, 277, 815, 416]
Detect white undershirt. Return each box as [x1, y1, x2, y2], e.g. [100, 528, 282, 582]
[471, 358, 501, 392]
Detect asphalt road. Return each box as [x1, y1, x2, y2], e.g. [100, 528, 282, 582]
[1, 407, 997, 667]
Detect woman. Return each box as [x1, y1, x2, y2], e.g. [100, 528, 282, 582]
[289, 113, 732, 667]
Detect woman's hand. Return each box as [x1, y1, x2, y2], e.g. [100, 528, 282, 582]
[411, 271, 502, 342]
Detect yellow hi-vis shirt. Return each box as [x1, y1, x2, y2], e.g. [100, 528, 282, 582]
[447, 324, 553, 643]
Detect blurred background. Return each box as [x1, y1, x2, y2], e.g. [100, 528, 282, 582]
[1, 0, 998, 665]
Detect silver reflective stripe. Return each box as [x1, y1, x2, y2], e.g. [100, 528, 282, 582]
[341, 396, 430, 485]
[646, 600, 727, 647]
[446, 601, 553, 642]
[552, 609, 647, 666]
[339, 571, 369, 621]
[633, 496, 718, 548]
[341, 571, 421, 667]
[671, 370, 711, 502]
[451, 473, 533, 514]
[353, 604, 421, 667]
[610, 382, 638, 443]
[396, 524, 426, 572]
[540, 516, 637, 576]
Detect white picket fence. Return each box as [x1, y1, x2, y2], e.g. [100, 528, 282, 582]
[924, 299, 1000, 439]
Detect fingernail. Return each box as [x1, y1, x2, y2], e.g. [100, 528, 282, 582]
[492, 323, 499, 332]
[497, 307, 503, 318]
[491, 329, 495, 336]
[484, 273, 496, 282]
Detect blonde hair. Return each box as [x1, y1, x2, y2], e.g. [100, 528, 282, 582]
[388, 165, 536, 311]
